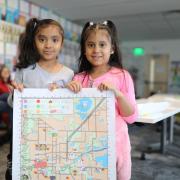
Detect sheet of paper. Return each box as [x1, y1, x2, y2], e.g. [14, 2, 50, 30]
[0, 41, 4, 54]
[6, 0, 18, 9]
[20, 0, 29, 14]
[40, 8, 49, 19]
[13, 88, 116, 180]
[138, 101, 170, 116]
[5, 43, 17, 56]
[30, 3, 40, 17]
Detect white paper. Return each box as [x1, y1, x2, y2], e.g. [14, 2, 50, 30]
[30, 3, 40, 17]
[7, 0, 18, 9]
[0, 0, 6, 5]
[0, 55, 4, 64]
[20, 0, 29, 14]
[49, 12, 59, 22]
[5, 43, 17, 56]
[13, 88, 116, 180]
[138, 101, 170, 116]
[0, 31, 4, 41]
[40, 8, 49, 19]
[0, 41, 4, 54]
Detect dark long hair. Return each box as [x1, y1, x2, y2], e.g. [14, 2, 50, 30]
[16, 18, 64, 69]
[78, 20, 123, 73]
[0, 65, 11, 83]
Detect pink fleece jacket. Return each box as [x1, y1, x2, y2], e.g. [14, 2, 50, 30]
[73, 67, 138, 180]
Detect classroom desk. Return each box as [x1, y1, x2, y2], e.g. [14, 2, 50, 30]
[136, 94, 180, 154]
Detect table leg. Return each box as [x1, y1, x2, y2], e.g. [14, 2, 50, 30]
[160, 118, 167, 154]
[169, 116, 174, 143]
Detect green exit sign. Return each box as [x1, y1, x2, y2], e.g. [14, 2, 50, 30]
[132, 48, 145, 56]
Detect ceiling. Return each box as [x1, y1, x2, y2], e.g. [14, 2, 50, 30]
[29, 0, 180, 41]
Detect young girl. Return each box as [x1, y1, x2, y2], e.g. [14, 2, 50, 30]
[6, 18, 74, 180]
[0, 65, 13, 95]
[0, 65, 13, 128]
[67, 20, 138, 180]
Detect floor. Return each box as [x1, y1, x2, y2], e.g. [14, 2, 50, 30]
[0, 123, 180, 180]
[130, 123, 180, 180]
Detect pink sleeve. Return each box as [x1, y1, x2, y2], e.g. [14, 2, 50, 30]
[73, 74, 83, 82]
[119, 71, 138, 124]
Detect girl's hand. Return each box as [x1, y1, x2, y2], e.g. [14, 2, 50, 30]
[48, 82, 59, 91]
[11, 81, 24, 92]
[98, 82, 123, 98]
[8, 84, 14, 92]
[66, 80, 82, 93]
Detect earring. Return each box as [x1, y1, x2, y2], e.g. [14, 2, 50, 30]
[111, 51, 114, 54]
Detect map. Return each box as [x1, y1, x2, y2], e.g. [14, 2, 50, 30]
[13, 88, 116, 180]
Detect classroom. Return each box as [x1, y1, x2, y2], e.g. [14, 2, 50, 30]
[0, 0, 180, 180]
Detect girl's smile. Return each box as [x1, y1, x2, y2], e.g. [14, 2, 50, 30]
[35, 25, 63, 62]
[85, 29, 113, 68]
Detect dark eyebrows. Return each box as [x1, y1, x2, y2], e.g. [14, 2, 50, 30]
[86, 40, 107, 44]
[37, 34, 46, 38]
[99, 41, 107, 43]
[86, 41, 94, 43]
[51, 35, 61, 39]
[37, 34, 61, 39]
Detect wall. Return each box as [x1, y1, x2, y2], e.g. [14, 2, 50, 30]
[122, 39, 180, 61]
[121, 39, 180, 97]
[0, 0, 82, 73]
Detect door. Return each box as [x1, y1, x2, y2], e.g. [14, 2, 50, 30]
[144, 54, 169, 97]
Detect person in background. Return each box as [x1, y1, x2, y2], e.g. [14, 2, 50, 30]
[5, 18, 74, 180]
[67, 20, 138, 180]
[0, 65, 12, 91]
[0, 64, 13, 98]
[0, 65, 13, 135]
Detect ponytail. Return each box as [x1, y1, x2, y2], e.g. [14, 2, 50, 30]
[16, 18, 64, 69]
[16, 18, 40, 69]
[78, 20, 123, 72]
[106, 20, 123, 69]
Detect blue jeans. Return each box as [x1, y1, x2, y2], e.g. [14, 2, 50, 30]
[0, 93, 9, 101]
[0, 93, 13, 125]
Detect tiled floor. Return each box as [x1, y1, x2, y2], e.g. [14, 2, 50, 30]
[0, 123, 180, 180]
[130, 123, 180, 180]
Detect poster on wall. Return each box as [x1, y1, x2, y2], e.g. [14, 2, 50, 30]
[5, 43, 18, 71]
[20, 0, 30, 14]
[0, 41, 4, 54]
[19, 0, 30, 26]
[0, 56, 4, 65]
[49, 12, 59, 22]
[30, 3, 40, 18]
[0, 0, 6, 19]
[0, 41, 4, 65]
[40, 8, 49, 19]
[6, 0, 19, 10]
[6, 0, 19, 23]
[169, 61, 180, 93]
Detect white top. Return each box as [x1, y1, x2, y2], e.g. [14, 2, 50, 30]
[15, 63, 74, 88]
[8, 63, 74, 107]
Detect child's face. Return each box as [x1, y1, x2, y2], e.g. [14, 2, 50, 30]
[1, 67, 10, 82]
[85, 30, 113, 68]
[35, 25, 63, 62]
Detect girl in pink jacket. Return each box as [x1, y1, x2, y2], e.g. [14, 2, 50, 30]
[67, 20, 138, 180]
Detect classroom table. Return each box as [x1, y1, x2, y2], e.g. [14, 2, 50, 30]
[136, 94, 180, 154]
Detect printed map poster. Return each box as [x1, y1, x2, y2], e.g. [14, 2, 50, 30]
[13, 88, 116, 180]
